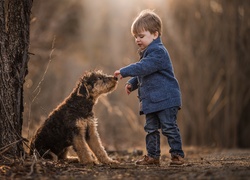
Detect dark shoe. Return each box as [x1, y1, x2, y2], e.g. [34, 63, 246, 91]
[135, 155, 160, 165]
[170, 154, 184, 166]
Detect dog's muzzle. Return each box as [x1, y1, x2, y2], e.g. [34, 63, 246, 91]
[114, 76, 118, 81]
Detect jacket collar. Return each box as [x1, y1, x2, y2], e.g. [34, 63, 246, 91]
[138, 36, 162, 58]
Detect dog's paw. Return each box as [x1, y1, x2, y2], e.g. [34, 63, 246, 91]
[103, 159, 120, 165]
[65, 156, 79, 163]
[84, 162, 98, 168]
[111, 159, 120, 164]
[79, 160, 99, 166]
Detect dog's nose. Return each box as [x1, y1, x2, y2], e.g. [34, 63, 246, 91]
[114, 76, 118, 81]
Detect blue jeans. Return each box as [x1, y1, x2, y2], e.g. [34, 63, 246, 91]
[144, 107, 184, 159]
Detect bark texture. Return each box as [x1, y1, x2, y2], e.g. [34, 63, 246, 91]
[0, 0, 32, 159]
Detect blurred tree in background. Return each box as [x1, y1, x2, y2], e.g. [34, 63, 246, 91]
[167, 0, 250, 148]
[23, 0, 250, 152]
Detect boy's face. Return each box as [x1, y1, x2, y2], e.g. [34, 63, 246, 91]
[134, 30, 158, 50]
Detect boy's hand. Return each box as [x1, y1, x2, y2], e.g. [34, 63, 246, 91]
[114, 70, 123, 79]
[125, 84, 132, 95]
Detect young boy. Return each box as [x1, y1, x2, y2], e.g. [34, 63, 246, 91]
[114, 9, 184, 166]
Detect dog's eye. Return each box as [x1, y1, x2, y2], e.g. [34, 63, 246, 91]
[97, 77, 103, 80]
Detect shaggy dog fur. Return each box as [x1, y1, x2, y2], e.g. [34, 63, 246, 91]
[30, 70, 118, 165]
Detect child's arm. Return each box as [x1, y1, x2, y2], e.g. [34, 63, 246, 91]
[120, 48, 169, 77]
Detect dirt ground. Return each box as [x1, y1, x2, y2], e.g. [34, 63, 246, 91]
[1, 147, 250, 180]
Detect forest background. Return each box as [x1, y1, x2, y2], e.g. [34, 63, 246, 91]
[23, 0, 250, 155]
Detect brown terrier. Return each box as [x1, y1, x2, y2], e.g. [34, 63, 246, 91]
[30, 70, 118, 165]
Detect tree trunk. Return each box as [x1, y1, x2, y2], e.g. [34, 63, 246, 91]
[0, 0, 32, 160]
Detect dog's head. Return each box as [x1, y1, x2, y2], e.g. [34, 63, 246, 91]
[77, 70, 118, 99]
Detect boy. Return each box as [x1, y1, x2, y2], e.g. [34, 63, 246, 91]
[114, 9, 184, 165]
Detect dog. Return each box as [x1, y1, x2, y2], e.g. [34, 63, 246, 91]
[30, 70, 119, 165]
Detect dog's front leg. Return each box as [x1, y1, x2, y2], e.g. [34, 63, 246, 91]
[73, 134, 99, 165]
[73, 122, 98, 165]
[87, 121, 119, 165]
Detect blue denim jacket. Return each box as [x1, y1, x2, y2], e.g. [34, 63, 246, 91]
[120, 37, 182, 115]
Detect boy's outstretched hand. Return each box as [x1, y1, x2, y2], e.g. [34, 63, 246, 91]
[114, 70, 131, 95]
[114, 70, 123, 79]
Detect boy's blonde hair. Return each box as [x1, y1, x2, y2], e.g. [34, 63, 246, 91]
[131, 9, 162, 36]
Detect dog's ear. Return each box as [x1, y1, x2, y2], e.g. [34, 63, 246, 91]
[77, 83, 89, 98]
